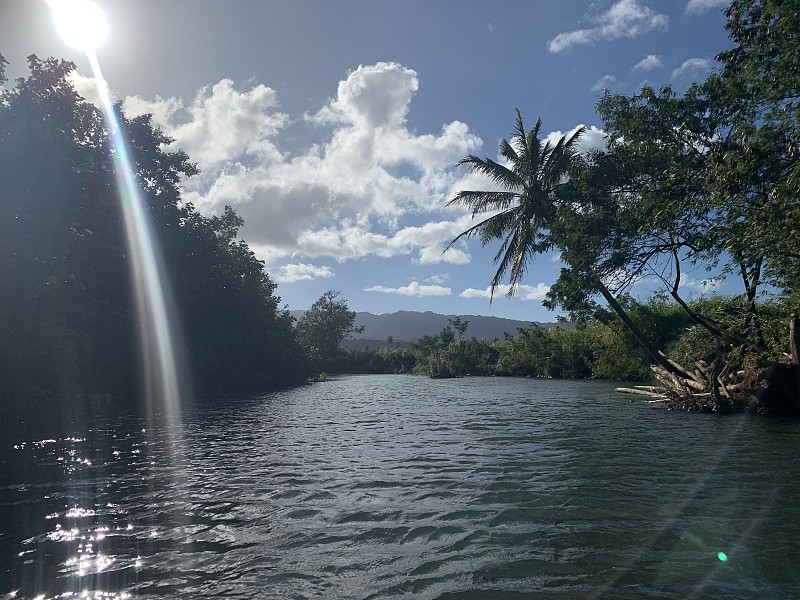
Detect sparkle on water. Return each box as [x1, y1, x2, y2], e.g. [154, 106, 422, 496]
[31, 5, 188, 595]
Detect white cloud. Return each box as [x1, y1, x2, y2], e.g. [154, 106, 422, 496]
[126, 62, 481, 264]
[364, 281, 452, 297]
[591, 75, 617, 93]
[632, 54, 663, 71]
[114, 63, 597, 271]
[671, 58, 714, 84]
[548, 0, 668, 53]
[242, 214, 476, 267]
[122, 93, 183, 129]
[309, 62, 418, 130]
[68, 71, 106, 106]
[124, 79, 287, 171]
[425, 274, 451, 285]
[685, 0, 728, 14]
[459, 283, 551, 301]
[544, 124, 607, 155]
[273, 263, 334, 284]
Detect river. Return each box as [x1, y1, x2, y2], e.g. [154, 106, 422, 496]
[1, 375, 799, 599]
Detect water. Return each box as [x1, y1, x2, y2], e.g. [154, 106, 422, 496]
[2, 375, 799, 599]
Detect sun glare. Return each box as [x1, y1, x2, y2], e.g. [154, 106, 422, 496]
[49, 0, 108, 52]
[47, 0, 186, 419]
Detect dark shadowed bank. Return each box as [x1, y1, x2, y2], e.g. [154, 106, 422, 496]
[0, 54, 310, 432]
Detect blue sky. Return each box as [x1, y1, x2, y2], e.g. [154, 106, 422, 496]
[1, 0, 734, 321]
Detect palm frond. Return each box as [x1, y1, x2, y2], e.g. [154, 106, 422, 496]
[489, 229, 521, 296]
[499, 138, 518, 164]
[478, 208, 520, 243]
[447, 190, 520, 216]
[447, 110, 583, 302]
[457, 155, 523, 191]
[445, 208, 517, 249]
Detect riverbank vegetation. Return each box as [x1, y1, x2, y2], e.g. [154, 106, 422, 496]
[443, 0, 800, 414]
[2, 0, 798, 416]
[0, 54, 309, 416]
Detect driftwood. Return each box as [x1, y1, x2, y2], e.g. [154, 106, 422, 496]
[617, 352, 763, 413]
[616, 318, 800, 415]
[615, 387, 666, 398]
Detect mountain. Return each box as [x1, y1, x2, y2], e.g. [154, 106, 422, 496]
[290, 309, 560, 345]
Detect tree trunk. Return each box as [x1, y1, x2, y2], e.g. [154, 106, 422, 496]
[595, 280, 693, 380]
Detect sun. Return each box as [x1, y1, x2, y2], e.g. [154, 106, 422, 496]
[49, 0, 108, 53]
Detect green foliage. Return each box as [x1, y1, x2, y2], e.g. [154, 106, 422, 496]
[447, 109, 584, 297]
[451, 1, 800, 382]
[707, 0, 800, 295]
[297, 290, 364, 370]
[326, 348, 416, 375]
[0, 55, 308, 407]
[670, 296, 791, 369]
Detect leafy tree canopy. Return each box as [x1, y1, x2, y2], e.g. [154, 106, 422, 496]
[297, 290, 364, 368]
[0, 55, 308, 411]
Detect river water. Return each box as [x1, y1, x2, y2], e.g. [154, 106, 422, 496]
[1, 375, 799, 599]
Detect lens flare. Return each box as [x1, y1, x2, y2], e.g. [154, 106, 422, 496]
[49, 0, 185, 419]
[85, 52, 184, 423]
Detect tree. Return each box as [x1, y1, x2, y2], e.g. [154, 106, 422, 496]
[297, 291, 363, 369]
[447, 110, 584, 297]
[447, 110, 689, 378]
[709, 0, 800, 298]
[451, 1, 800, 412]
[448, 316, 470, 342]
[0, 55, 309, 410]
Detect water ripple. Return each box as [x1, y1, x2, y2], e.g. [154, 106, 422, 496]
[2, 375, 800, 598]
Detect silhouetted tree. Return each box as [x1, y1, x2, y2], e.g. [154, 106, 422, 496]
[297, 290, 363, 370]
[0, 55, 308, 415]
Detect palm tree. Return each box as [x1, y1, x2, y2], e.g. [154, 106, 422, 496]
[446, 109, 584, 298]
[447, 110, 693, 380]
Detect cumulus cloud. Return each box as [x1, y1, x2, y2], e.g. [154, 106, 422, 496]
[309, 62, 418, 129]
[68, 71, 106, 106]
[685, 0, 728, 14]
[671, 58, 714, 85]
[425, 274, 451, 285]
[125, 62, 482, 264]
[591, 75, 617, 93]
[632, 54, 663, 71]
[124, 79, 287, 170]
[273, 263, 334, 283]
[544, 124, 607, 155]
[364, 281, 452, 297]
[459, 283, 551, 301]
[248, 217, 474, 265]
[548, 0, 668, 53]
[112, 61, 594, 274]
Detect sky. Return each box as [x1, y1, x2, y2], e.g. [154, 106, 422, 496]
[0, 0, 734, 321]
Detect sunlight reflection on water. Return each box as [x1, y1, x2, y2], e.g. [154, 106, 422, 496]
[2, 376, 800, 599]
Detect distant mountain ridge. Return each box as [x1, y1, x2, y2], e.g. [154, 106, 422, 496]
[290, 309, 560, 344]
